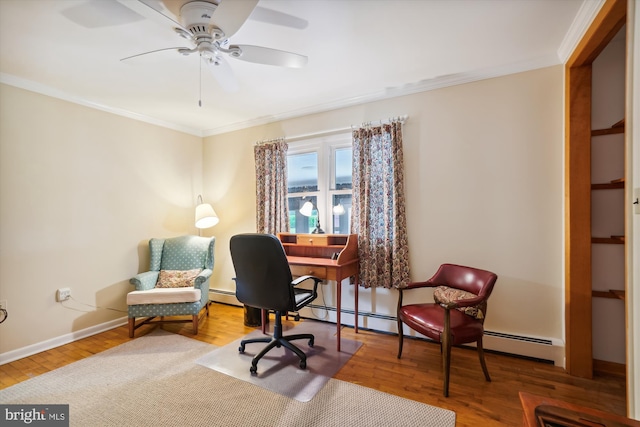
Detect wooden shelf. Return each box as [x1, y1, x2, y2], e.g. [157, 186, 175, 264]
[612, 118, 625, 128]
[591, 236, 625, 244]
[592, 289, 625, 300]
[591, 178, 624, 190]
[591, 118, 625, 136]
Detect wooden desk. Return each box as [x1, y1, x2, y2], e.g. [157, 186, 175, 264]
[278, 233, 359, 352]
[519, 391, 640, 427]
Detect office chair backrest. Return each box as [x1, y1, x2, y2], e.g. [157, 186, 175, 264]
[230, 233, 295, 312]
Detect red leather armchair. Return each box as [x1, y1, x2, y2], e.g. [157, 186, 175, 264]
[397, 263, 498, 397]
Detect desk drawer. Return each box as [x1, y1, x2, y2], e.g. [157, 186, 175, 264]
[290, 265, 327, 279]
[296, 235, 328, 246]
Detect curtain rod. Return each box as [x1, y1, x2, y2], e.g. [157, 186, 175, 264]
[254, 137, 285, 146]
[284, 115, 409, 143]
[357, 115, 408, 128]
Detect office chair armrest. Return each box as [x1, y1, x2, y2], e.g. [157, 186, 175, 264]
[292, 275, 321, 286]
[129, 271, 160, 291]
[292, 275, 322, 292]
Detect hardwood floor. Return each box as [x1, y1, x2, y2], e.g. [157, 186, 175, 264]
[0, 303, 628, 426]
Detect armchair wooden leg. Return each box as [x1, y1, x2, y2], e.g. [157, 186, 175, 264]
[442, 308, 452, 397]
[128, 318, 135, 338]
[442, 335, 451, 397]
[397, 289, 404, 359]
[477, 338, 491, 382]
[192, 315, 198, 335]
[397, 319, 404, 358]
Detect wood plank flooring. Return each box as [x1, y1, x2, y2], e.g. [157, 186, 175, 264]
[0, 303, 628, 426]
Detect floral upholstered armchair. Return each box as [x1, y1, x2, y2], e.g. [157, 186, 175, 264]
[127, 235, 215, 338]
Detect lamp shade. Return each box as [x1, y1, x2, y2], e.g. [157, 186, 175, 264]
[299, 201, 314, 217]
[298, 200, 324, 234]
[195, 203, 219, 229]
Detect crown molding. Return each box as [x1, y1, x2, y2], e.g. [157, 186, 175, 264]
[557, 0, 606, 63]
[2, 50, 563, 140]
[0, 73, 204, 137]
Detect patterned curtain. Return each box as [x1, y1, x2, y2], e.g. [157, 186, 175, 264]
[351, 120, 410, 289]
[254, 138, 290, 234]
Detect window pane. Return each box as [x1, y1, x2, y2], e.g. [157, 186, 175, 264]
[288, 196, 318, 234]
[287, 152, 318, 193]
[335, 148, 352, 190]
[331, 194, 351, 234]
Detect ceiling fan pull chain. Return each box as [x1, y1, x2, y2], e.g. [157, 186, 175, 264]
[199, 54, 203, 107]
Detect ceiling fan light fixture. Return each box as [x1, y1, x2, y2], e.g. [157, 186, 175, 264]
[200, 47, 218, 60]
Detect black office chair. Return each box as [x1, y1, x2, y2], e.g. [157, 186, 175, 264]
[230, 233, 322, 374]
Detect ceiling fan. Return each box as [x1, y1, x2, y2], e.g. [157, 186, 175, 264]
[115, 0, 308, 92]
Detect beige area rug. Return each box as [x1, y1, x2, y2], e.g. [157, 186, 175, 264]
[0, 330, 456, 427]
[196, 319, 361, 402]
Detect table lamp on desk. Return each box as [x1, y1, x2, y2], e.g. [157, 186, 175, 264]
[300, 200, 324, 234]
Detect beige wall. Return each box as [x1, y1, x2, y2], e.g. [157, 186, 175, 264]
[203, 66, 565, 349]
[0, 84, 203, 355]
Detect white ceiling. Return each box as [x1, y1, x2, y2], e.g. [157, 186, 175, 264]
[0, 0, 601, 137]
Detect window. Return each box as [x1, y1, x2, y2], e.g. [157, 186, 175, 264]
[287, 133, 352, 234]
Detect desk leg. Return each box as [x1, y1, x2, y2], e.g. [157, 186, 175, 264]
[354, 273, 359, 334]
[336, 278, 342, 352]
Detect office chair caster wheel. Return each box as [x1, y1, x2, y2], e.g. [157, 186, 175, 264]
[294, 314, 300, 321]
[250, 364, 258, 374]
[308, 338, 314, 347]
[239, 344, 245, 353]
[299, 360, 306, 369]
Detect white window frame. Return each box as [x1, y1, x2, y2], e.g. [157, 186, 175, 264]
[287, 132, 352, 234]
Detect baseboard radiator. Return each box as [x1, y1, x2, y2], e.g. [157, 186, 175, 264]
[209, 289, 565, 367]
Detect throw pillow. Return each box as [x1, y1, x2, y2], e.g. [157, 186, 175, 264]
[433, 286, 485, 319]
[155, 269, 202, 288]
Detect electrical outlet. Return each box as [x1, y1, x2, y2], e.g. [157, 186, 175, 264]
[0, 300, 6, 311]
[56, 288, 71, 302]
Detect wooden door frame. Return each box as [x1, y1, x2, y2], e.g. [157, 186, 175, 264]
[565, 0, 627, 378]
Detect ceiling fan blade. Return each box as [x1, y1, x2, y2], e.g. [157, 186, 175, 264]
[120, 47, 189, 62]
[206, 57, 239, 93]
[61, 0, 144, 28]
[114, 0, 190, 34]
[230, 45, 308, 68]
[250, 6, 308, 30]
[212, 0, 259, 39]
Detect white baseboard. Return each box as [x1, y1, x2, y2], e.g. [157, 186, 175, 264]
[0, 317, 128, 366]
[206, 286, 566, 367]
